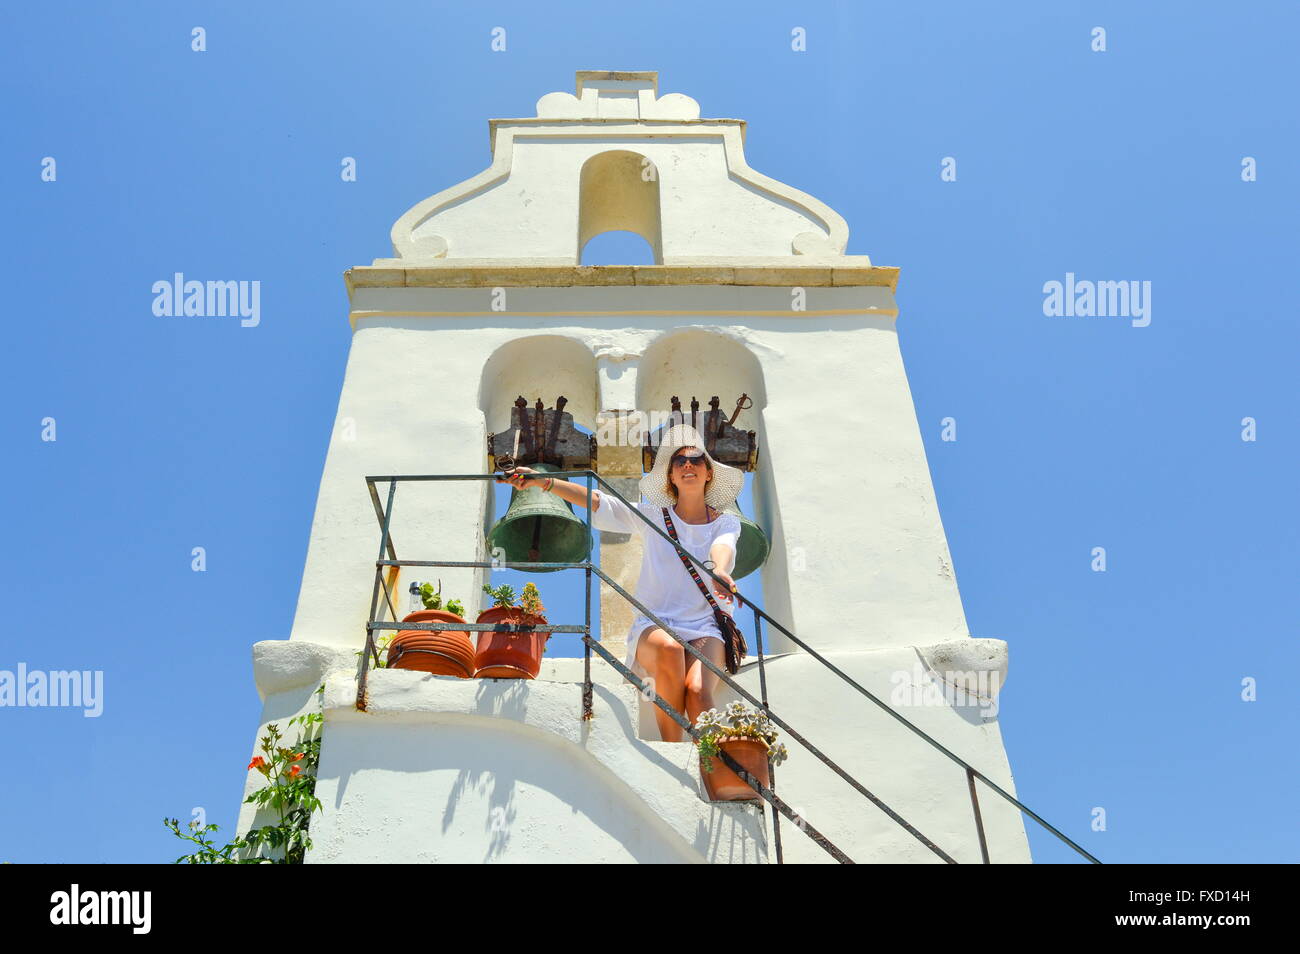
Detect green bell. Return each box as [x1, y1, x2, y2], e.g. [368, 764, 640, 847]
[489, 463, 593, 570]
[719, 499, 770, 581]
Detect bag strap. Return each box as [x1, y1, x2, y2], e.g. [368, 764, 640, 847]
[661, 506, 726, 611]
[662, 506, 745, 675]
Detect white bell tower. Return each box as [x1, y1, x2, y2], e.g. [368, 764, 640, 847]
[238, 71, 1035, 864]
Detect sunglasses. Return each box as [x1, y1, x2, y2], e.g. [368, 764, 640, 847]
[670, 452, 708, 468]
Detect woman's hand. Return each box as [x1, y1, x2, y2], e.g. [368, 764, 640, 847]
[497, 465, 540, 490]
[709, 569, 741, 608]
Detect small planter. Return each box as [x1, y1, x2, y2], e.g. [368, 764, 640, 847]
[474, 606, 551, 679]
[387, 610, 476, 678]
[699, 737, 771, 801]
[696, 702, 787, 802]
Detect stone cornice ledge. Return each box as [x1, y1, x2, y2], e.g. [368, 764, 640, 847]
[345, 262, 900, 301]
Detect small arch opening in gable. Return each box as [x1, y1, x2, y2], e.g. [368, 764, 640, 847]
[578, 150, 663, 265]
[580, 229, 657, 265]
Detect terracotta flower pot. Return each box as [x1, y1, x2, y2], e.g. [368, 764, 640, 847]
[474, 606, 551, 679]
[386, 610, 476, 678]
[699, 737, 771, 801]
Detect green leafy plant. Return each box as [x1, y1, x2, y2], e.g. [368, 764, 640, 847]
[357, 631, 395, 668]
[164, 686, 325, 863]
[420, 580, 465, 617]
[162, 818, 251, 863]
[482, 582, 517, 609]
[694, 700, 789, 775]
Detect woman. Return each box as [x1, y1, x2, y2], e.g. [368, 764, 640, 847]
[497, 423, 744, 743]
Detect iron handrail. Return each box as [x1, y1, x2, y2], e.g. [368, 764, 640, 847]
[577, 470, 1101, 865]
[358, 470, 1101, 865]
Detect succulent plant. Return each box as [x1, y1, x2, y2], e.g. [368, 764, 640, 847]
[482, 582, 517, 609]
[482, 581, 545, 617]
[519, 582, 545, 617]
[693, 701, 788, 774]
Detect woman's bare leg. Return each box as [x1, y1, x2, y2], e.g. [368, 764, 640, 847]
[684, 637, 727, 734]
[634, 627, 687, 742]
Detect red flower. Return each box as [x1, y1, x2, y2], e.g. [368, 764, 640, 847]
[287, 765, 302, 778]
[248, 756, 266, 770]
[290, 752, 304, 761]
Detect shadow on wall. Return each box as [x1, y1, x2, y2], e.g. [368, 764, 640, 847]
[320, 715, 702, 863]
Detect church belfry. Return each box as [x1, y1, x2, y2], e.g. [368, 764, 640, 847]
[239, 71, 1032, 864]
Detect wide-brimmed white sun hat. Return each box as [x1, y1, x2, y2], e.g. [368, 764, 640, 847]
[639, 423, 745, 510]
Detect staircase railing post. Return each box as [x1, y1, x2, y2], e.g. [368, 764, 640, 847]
[751, 603, 782, 863]
[358, 478, 397, 711]
[582, 472, 594, 720]
[966, 766, 991, 864]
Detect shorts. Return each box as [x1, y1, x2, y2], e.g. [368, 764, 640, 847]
[627, 614, 726, 674]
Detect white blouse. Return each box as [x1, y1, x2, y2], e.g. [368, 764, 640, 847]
[589, 490, 742, 672]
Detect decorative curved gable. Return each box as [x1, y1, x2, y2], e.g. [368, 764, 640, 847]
[380, 71, 855, 266]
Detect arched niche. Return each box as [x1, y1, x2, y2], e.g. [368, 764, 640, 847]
[475, 336, 599, 611]
[635, 330, 767, 422]
[578, 150, 663, 264]
[478, 334, 600, 436]
[635, 331, 795, 652]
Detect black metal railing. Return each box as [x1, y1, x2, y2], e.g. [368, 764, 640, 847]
[356, 470, 1101, 865]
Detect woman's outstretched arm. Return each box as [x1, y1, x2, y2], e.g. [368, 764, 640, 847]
[704, 540, 738, 607]
[497, 466, 635, 532]
[707, 516, 742, 605]
[497, 466, 605, 510]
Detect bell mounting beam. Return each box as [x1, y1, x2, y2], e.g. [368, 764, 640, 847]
[487, 394, 596, 472]
[643, 393, 758, 473]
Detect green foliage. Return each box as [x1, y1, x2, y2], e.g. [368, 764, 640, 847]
[162, 818, 256, 864]
[482, 581, 546, 616]
[164, 685, 325, 863]
[482, 582, 517, 609]
[419, 581, 465, 617]
[694, 700, 789, 775]
[357, 631, 394, 669]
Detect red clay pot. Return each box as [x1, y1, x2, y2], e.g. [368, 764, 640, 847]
[699, 737, 771, 801]
[386, 610, 475, 678]
[474, 606, 551, 679]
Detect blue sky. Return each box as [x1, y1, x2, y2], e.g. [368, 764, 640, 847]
[2, 1, 1296, 864]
